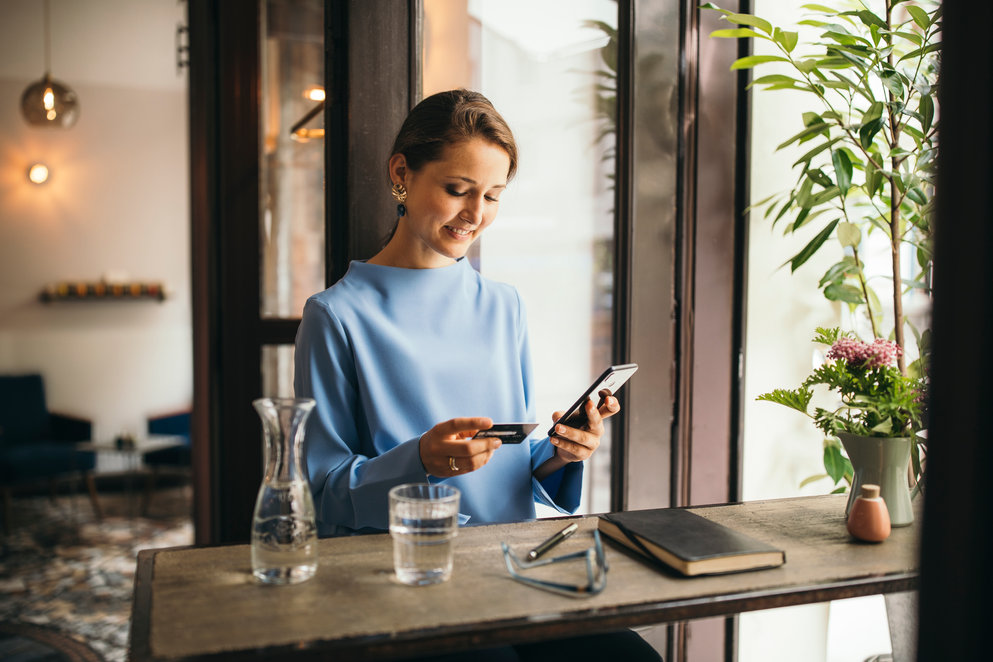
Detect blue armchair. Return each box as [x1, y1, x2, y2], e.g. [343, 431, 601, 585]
[0, 374, 101, 531]
[141, 409, 191, 515]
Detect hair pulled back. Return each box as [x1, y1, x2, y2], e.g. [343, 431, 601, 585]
[389, 89, 518, 180]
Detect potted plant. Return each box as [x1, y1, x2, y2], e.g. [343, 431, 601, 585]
[702, 1, 940, 506]
[758, 328, 924, 524]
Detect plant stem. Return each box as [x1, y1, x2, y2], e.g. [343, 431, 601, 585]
[885, 0, 906, 373]
[851, 246, 880, 338]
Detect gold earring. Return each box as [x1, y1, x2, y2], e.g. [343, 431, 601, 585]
[391, 182, 407, 203]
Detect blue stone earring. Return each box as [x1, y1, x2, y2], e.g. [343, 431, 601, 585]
[391, 183, 407, 217]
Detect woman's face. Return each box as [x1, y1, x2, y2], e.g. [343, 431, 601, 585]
[390, 137, 511, 268]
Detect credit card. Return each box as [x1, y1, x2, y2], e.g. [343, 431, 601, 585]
[471, 422, 538, 444]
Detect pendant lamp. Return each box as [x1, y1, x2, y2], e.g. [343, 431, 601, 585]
[20, 0, 79, 128]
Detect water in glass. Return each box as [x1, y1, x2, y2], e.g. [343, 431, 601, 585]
[389, 483, 460, 586]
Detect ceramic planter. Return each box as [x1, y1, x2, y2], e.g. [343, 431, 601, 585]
[837, 432, 914, 527]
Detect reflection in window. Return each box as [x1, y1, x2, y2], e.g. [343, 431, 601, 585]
[423, 0, 618, 514]
[260, 0, 325, 319]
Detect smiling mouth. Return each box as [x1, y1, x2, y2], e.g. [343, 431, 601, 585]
[445, 225, 474, 238]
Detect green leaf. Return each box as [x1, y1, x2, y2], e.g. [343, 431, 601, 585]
[814, 56, 857, 70]
[819, 256, 858, 287]
[726, 12, 773, 35]
[789, 219, 839, 272]
[775, 30, 799, 53]
[756, 387, 813, 413]
[823, 442, 850, 484]
[898, 41, 942, 64]
[710, 28, 765, 39]
[832, 149, 853, 196]
[906, 186, 928, 205]
[807, 186, 841, 207]
[813, 326, 844, 345]
[836, 221, 861, 247]
[792, 136, 843, 167]
[753, 74, 799, 86]
[859, 102, 885, 148]
[807, 168, 833, 188]
[800, 474, 830, 489]
[879, 70, 905, 99]
[792, 207, 832, 232]
[730, 54, 789, 70]
[699, 2, 731, 15]
[824, 283, 864, 304]
[801, 3, 839, 13]
[777, 122, 831, 150]
[871, 417, 894, 435]
[919, 94, 935, 134]
[856, 9, 887, 29]
[906, 5, 931, 30]
[891, 30, 923, 47]
[795, 175, 816, 209]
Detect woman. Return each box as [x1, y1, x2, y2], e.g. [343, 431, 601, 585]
[295, 88, 661, 662]
[294, 89, 618, 536]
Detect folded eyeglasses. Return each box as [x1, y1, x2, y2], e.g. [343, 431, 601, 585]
[500, 529, 608, 597]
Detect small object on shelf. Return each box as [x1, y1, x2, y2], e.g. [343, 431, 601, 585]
[39, 280, 167, 302]
[114, 432, 137, 450]
[846, 484, 891, 543]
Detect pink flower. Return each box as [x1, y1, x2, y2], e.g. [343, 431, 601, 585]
[827, 336, 901, 369]
[865, 338, 902, 369]
[827, 337, 869, 364]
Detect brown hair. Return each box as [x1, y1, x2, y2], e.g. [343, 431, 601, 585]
[389, 89, 518, 180]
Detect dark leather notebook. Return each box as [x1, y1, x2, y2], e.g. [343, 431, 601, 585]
[598, 508, 785, 576]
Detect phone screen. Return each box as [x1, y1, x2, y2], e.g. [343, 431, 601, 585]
[548, 363, 638, 436]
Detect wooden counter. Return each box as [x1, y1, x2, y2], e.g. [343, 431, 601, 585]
[130, 495, 919, 661]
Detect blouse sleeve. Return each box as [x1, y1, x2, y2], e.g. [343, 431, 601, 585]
[294, 298, 428, 535]
[514, 290, 584, 515]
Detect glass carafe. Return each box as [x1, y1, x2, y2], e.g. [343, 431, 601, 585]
[251, 397, 318, 584]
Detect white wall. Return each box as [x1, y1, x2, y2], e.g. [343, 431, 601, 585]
[0, 0, 191, 447]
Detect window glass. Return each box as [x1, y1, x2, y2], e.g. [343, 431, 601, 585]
[260, 0, 325, 319]
[261, 344, 295, 399]
[423, 0, 618, 514]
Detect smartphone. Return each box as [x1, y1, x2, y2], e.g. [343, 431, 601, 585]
[471, 422, 538, 443]
[548, 363, 639, 437]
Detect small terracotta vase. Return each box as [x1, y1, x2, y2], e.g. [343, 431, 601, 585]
[847, 484, 891, 543]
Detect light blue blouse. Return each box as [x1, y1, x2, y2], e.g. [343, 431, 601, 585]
[294, 259, 583, 536]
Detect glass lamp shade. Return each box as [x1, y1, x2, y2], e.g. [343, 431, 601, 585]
[20, 74, 79, 128]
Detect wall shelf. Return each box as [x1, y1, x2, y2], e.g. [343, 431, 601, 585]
[39, 281, 168, 303]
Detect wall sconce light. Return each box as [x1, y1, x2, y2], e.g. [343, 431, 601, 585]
[303, 86, 325, 102]
[28, 163, 50, 185]
[20, 0, 80, 128]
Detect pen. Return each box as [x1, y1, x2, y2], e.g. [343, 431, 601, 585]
[527, 522, 579, 560]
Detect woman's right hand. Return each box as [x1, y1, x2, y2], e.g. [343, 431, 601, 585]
[419, 417, 502, 477]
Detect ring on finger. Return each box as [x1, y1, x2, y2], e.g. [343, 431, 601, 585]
[449, 456, 458, 472]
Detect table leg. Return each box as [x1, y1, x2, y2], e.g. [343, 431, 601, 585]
[85, 472, 103, 520]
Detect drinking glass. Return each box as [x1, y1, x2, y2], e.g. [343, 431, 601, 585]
[388, 483, 461, 586]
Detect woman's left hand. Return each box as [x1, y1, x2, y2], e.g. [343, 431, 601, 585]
[549, 391, 620, 463]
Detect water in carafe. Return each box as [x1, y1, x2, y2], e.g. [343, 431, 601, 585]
[250, 397, 318, 584]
